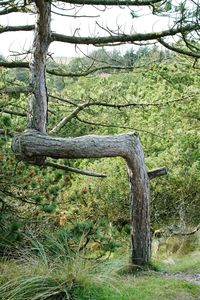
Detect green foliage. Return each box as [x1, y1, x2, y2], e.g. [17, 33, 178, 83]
[0, 47, 199, 259]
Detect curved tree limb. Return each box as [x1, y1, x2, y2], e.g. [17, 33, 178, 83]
[12, 129, 151, 265]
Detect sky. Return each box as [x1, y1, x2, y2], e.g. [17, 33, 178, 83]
[0, 4, 171, 59]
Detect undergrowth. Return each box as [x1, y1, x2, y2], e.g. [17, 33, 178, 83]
[0, 234, 200, 300]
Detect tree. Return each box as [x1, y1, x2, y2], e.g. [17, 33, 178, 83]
[0, 0, 199, 267]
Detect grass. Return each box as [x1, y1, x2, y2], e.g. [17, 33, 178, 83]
[0, 235, 200, 300]
[0, 257, 200, 300]
[152, 251, 200, 273]
[75, 276, 200, 300]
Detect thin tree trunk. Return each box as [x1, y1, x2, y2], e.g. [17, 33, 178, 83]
[28, 0, 51, 134]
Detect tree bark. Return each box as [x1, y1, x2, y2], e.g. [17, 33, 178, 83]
[28, 0, 50, 134]
[126, 140, 150, 266]
[12, 130, 151, 266]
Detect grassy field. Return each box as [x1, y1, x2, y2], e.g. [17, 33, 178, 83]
[0, 250, 200, 300]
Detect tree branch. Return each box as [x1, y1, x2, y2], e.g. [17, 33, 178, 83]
[148, 167, 168, 179]
[51, 24, 199, 46]
[158, 38, 200, 59]
[0, 61, 133, 77]
[0, 108, 26, 117]
[49, 94, 197, 134]
[49, 102, 90, 134]
[0, 86, 31, 95]
[58, 0, 163, 6]
[44, 161, 107, 177]
[0, 61, 29, 68]
[0, 5, 28, 15]
[0, 25, 34, 34]
[75, 115, 162, 137]
[47, 65, 133, 77]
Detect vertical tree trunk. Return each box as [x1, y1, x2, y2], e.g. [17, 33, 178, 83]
[126, 136, 151, 266]
[28, 0, 51, 133]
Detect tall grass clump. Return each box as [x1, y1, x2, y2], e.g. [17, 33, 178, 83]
[0, 231, 111, 300]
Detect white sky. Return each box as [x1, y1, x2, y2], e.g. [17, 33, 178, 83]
[0, 4, 171, 58]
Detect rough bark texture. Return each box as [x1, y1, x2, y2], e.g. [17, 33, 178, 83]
[126, 141, 150, 265]
[28, 0, 50, 133]
[12, 130, 135, 160]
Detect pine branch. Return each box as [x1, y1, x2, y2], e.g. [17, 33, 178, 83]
[158, 38, 200, 58]
[51, 24, 199, 46]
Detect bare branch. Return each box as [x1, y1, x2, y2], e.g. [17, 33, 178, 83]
[175, 224, 200, 236]
[51, 24, 199, 46]
[49, 94, 197, 134]
[0, 60, 133, 76]
[47, 65, 133, 77]
[44, 161, 107, 177]
[0, 25, 35, 34]
[50, 102, 90, 134]
[58, 0, 163, 6]
[49, 94, 78, 106]
[0, 5, 28, 15]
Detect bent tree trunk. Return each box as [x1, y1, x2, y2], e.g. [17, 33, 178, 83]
[12, 0, 151, 266]
[12, 130, 151, 265]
